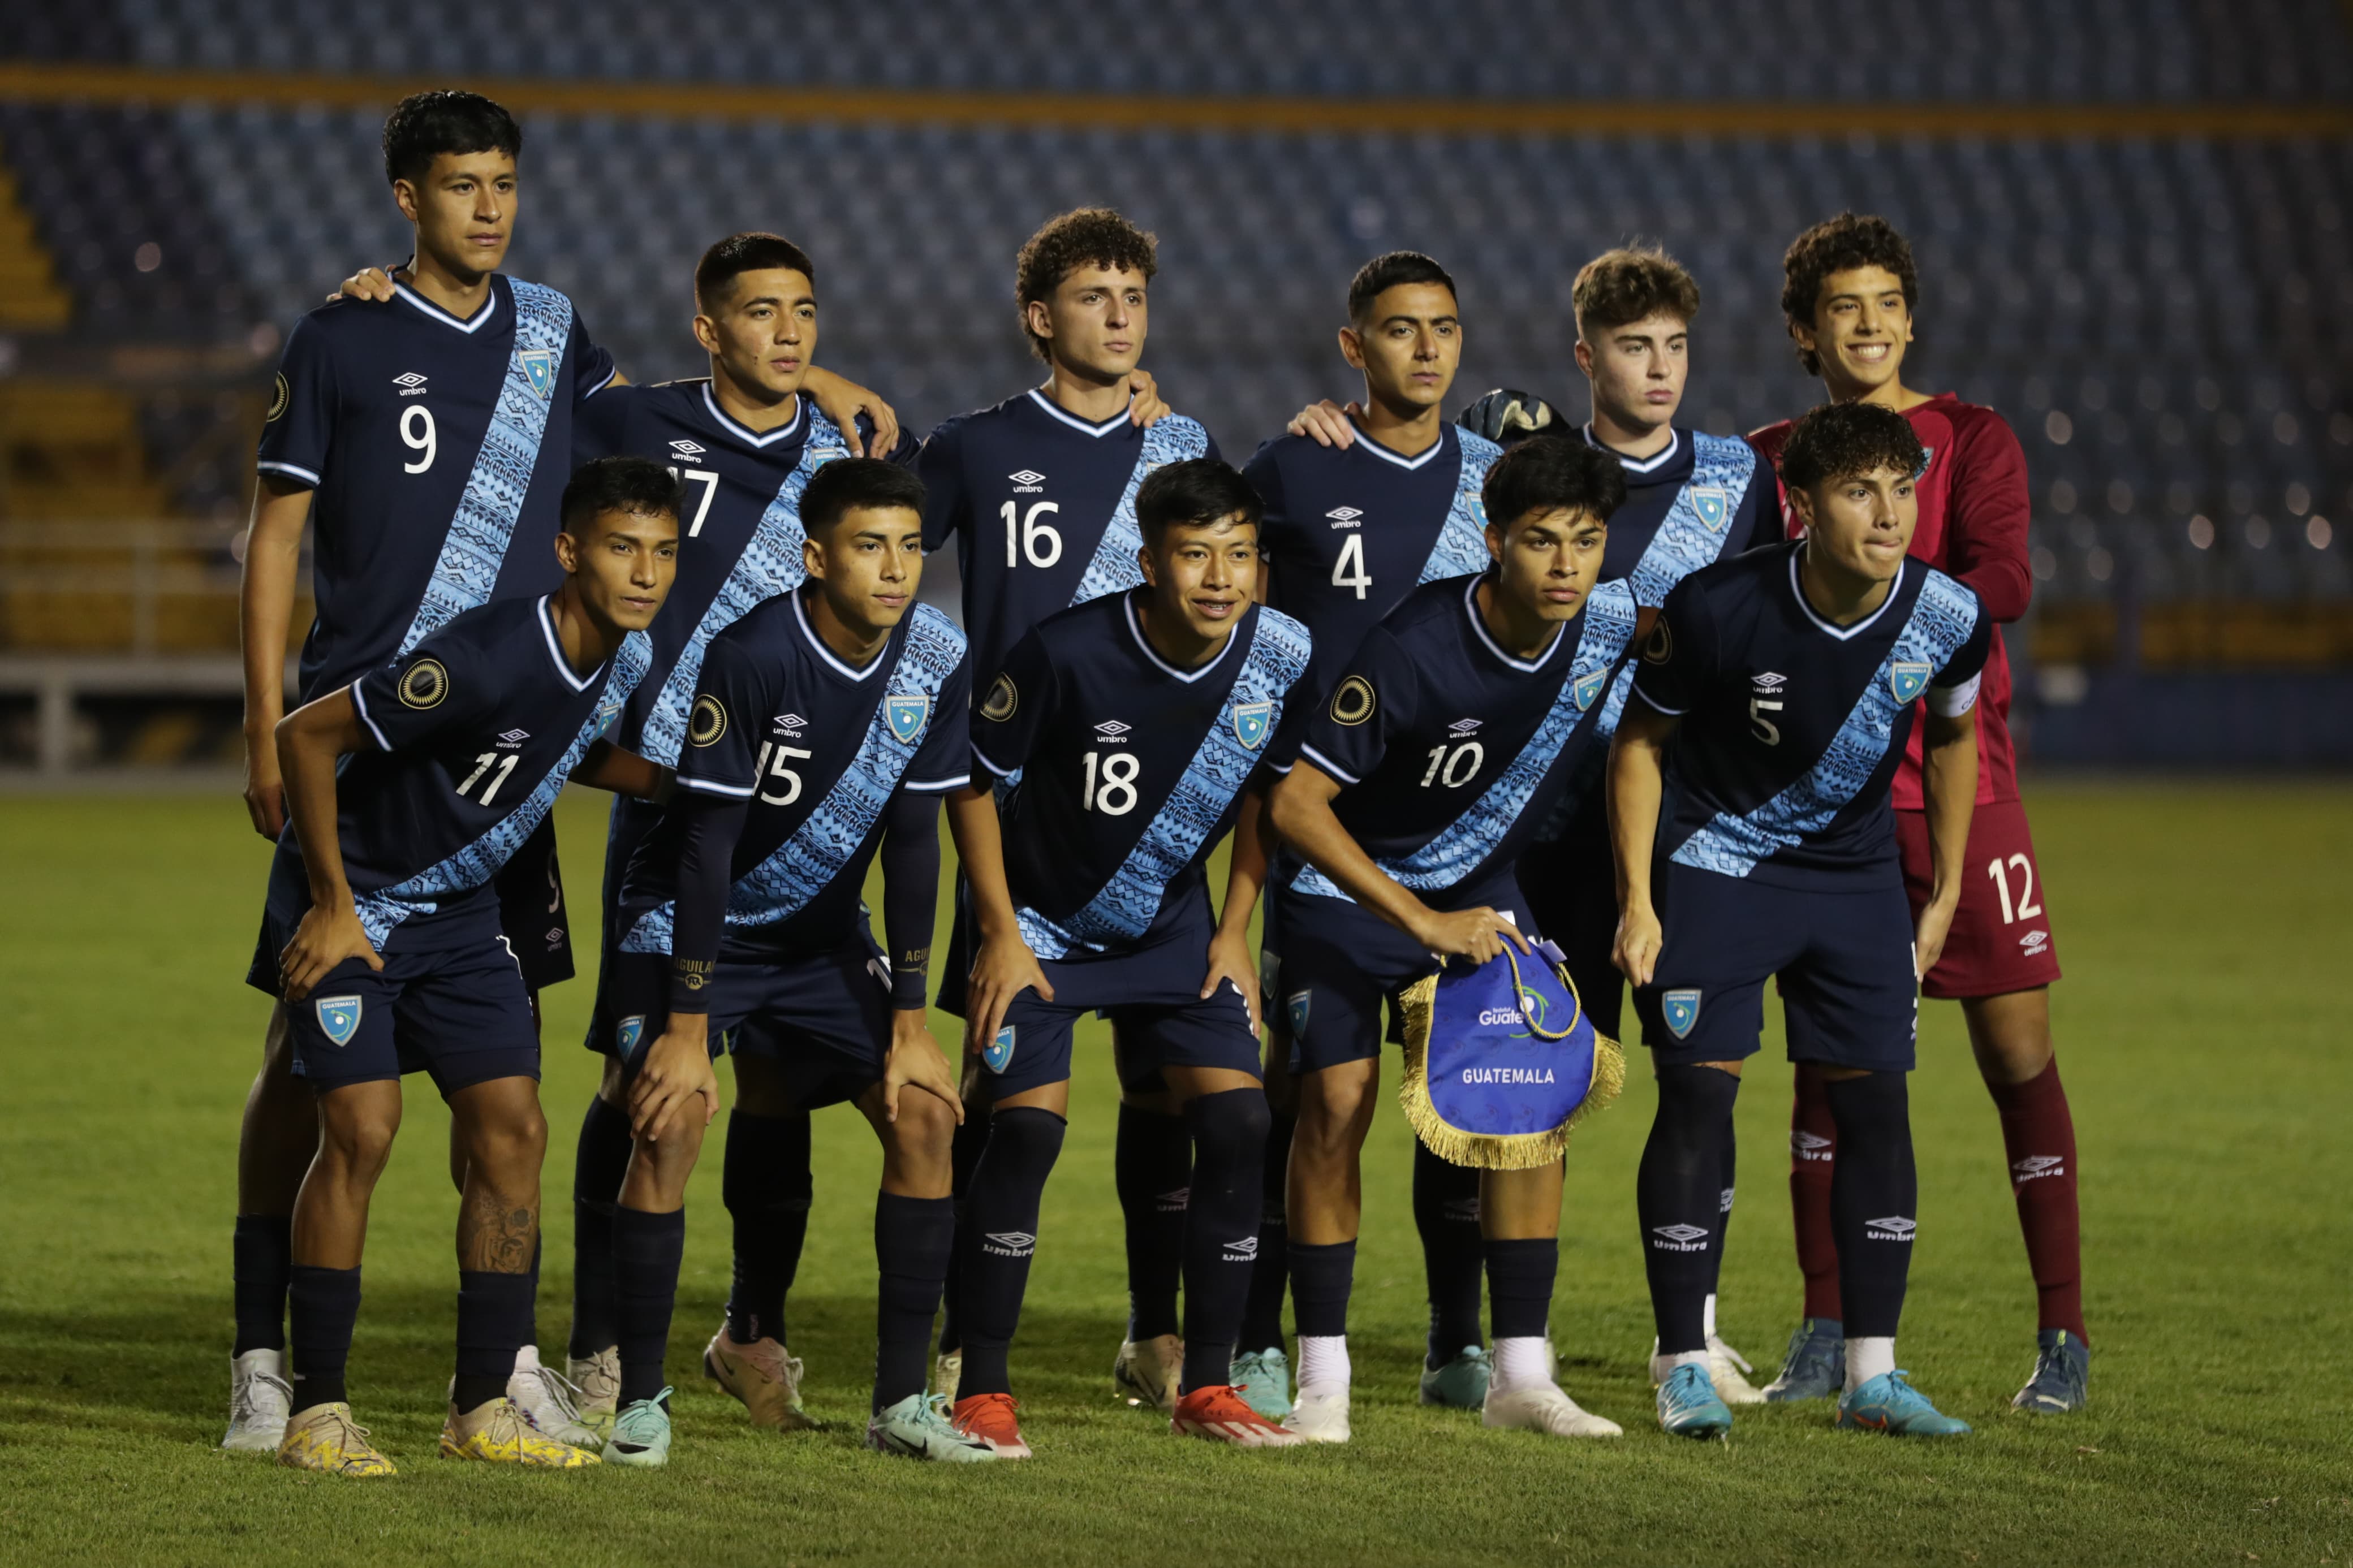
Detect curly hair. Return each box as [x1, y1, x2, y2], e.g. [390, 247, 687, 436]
[1570, 245, 1700, 337]
[1015, 208, 1158, 362]
[1777, 401, 1927, 492]
[1781, 213, 1919, 375]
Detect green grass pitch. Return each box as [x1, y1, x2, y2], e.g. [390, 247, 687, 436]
[2, 781, 2347, 1566]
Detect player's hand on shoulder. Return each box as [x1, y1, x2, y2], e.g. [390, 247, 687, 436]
[883, 1010, 964, 1125]
[1200, 929, 1261, 1035]
[964, 931, 1051, 1061]
[629, 1021, 719, 1142]
[328, 265, 396, 304]
[1287, 399, 1359, 448]
[1414, 905, 1529, 966]
[278, 904, 382, 1002]
[807, 369, 900, 459]
[1613, 902, 1664, 988]
[1128, 368, 1170, 427]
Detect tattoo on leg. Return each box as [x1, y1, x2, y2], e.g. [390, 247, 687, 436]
[460, 1186, 538, 1274]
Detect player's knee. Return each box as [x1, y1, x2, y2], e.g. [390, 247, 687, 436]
[984, 1104, 1067, 1182]
[1653, 1063, 1742, 1142]
[597, 1055, 630, 1105]
[317, 1102, 400, 1179]
[1184, 1086, 1272, 1172]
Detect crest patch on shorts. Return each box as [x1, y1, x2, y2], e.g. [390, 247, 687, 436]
[1661, 988, 1701, 1040]
[984, 1025, 1016, 1074]
[616, 1015, 646, 1059]
[314, 996, 363, 1047]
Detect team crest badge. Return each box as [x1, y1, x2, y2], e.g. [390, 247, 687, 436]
[1662, 988, 1702, 1040]
[314, 996, 363, 1047]
[983, 1025, 1016, 1074]
[1232, 701, 1273, 750]
[1915, 444, 1936, 479]
[518, 349, 557, 401]
[616, 1016, 646, 1058]
[1572, 668, 1608, 712]
[595, 696, 624, 736]
[1287, 991, 1312, 1036]
[885, 694, 930, 744]
[1889, 660, 1933, 703]
[1690, 486, 1730, 532]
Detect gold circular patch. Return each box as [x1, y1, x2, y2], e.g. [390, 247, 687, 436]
[979, 673, 1018, 723]
[1329, 674, 1376, 726]
[396, 658, 448, 710]
[689, 694, 728, 747]
[1642, 620, 1674, 666]
[266, 373, 290, 423]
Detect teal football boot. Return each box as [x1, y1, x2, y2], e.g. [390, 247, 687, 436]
[1656, 1362, 1733, 1439]
[1761, 1318, 1846, 1402]
[1231, 1346, 1292, 1422]
[602, 1389, 675, 1467]
[2012, 1330, 2090, 1415]
[1417, 1345, 1492, 1410]
[865, 1393, 998, 1462]
[1837, 1371, 1972, 1437]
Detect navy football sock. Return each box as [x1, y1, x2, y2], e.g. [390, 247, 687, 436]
[611, 1206, 687, 1407]
[232, 1213, 292, 1355]
[1236, 1107, 1294, 1353]
[955, 1107, 1065, 1399]
[873, 1192, 955, 1413]
[723, 1108, 813, 1347]
[1485, 1237, 1558, 1342]
[936, 1111, 992, 1358]
[287, 1264, 361, 1411]
[1116, 1103, 1190, 1342]
[1825, 1072, 1916, 1341]
[1288, 1239, 1357, 1340]
[455, 1268, 535, 1412]
[1178, 1088, 1271, 1394]
[1706, 1120, 1737, 1303]
[1415, 1141, 1485, 1365]
[1637, 1064, 1740, 1354]
[567, 1095, 633, 1359]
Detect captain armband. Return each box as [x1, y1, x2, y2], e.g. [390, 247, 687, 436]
[1925, 671, 1982, 718]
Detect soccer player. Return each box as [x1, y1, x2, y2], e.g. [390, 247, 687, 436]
[1747, 214, 2086, 1414]
[1264, 435, 1635, 1443]
[945, 459, 1311, 1455]
[559, 231, 916, 1438]
[227, 89, 623, 1453]
[256, 455, 677, 1474]
[1612, 401, 1989, 1440]
[588, 459, 983, 1466]
[914, 208, 1204, 1409]
[1238, 251, 1507, 1418]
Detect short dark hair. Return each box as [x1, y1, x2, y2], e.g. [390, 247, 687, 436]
[1777, 401, 1928, 492]
[561, 456, 680, 536]
[381, 90, 521, 187]
[1347, 250, 1457, 325]
[1015, 208, 1157, 362]
[1136, 459, 1261, 548]
[695, 231, 817, 312]
[1781, 213, 1920, 376]
[802, 457, 927, 538]
[1572, 245, 1700, 336]
[1480, 436, 1627, 531]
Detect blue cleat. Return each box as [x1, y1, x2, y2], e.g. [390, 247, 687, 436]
[602, 1388, 675, 1467]
[1837, 1371, 1971, 1437]
[2012, 1330, 2090, 1415]
[1417, 1345, 1492, 1410]
[1656, 1362, 1733, 1439]
[1762, 1318, 1846, 1402]
[1231, 1347, 1292, 1422]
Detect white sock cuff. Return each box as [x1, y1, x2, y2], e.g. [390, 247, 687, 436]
[1491, 1336, 1552, 1394]
[1702, 1293, 1718, 1340]
[1846, 1336, 1897, 1393]
[1296, 1334, 1351, 1392]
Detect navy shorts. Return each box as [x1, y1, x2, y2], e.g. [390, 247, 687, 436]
[984, 907, 1261, 1099]
[1631, 860, 1919, 1073]
[247, 856, 538, 1095]
[589, 929, 894, 1113]
[495, 813, 574, 991]
[1272, 874, 1533, 1075]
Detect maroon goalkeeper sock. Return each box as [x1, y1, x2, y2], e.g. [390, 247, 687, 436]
[1989, 1059, 2086, 1342]
[1790, 1071, 1842, 1321]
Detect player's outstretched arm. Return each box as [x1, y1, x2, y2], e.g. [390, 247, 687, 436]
[1914, 703, 1980, 978]
[239, 477, 313, 839]
[570, 738, 674, 802]
[273, 689, 382, 1000]
[1201, 786, 1275, 1033]
[1268, 762, 1527, 964]
[1608, 703, 1676, 988]
[943, 783, 1053, 1059]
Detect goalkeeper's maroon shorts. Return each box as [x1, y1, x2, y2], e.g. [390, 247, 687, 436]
[1895, 798, 2062, 1001]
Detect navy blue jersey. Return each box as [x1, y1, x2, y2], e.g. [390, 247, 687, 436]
[1580, 425, 1779, 607]
[1282, 573, 1638, 908]
[1631, 541, 1993, 888]
[615, 591, 970, 964]
[917, 390, 1218, 683]
[258, 274, 619, 702]
[574, 378, 915, 766]
[307, 595, 648, 944]
[971, 593, 1311, 958]
[1247, 419, 1502, 699]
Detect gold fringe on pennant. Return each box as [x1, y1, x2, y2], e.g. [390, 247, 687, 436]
[1397, 964, 1628, 1170]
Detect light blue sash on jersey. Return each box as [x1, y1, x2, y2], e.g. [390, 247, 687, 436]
[621, 606, 966, 954]
[1016, 607, 1312, 960]
[1291, 580, 1637, 903]
[356, 630, 649, 947]
[397, 279, 575, 656]
[1670, 566, 1980, 878]
[1417, 428, 1505, 584]
[636, 405, 851, 767]
[1070, 416, 1212, 606]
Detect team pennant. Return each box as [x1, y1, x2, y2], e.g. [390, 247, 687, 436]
[1662, 988, 1702, 1040]
[314, 996, 363, 1047]
[1889, 660, 1932, 703]
[519, 349, 557, 401]
[1690, 486, 1729, 531]
[885, 694, 930, 744]
[1232, 701, 1273, 750]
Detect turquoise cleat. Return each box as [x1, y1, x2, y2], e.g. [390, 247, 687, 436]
[1417, 1345, 1492, 1410]
[1231, 1347, 1292, 1422]
[1837, 1371, 1972, 1437]
[1656, 1362, 1733, 1439]
[602, 1388, 675, 1467]
[866, 1394, 998, 1462]
[2012, 1330, 2091, 1415]
[1762, 1318, 1846, 1402]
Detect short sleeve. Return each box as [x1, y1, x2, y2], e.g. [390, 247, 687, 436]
[568, 312, 619, 403]
[1243, 441, 1295, 568]
[1259, 662, 1320, 778]
[903, 653, 973, 792]
[916, 417, 968, 551]
[969, 629, 1055, 780]
[1290, 627, 1413, 787]
[1735, 441, 1783, 554]
[256, 315, 337, 489]
[671, 632, 770, 798]
[573, 381, 627, 465]
[1199, 427, 1223, 465]
[1927, 586, 1994, 715]
[349, 628, 495, 754]
[1630, 576, 1719, 718]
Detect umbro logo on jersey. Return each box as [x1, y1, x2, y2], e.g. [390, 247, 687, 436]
[495, 728, 529, 747]
[1752, 672, 1787, 691]
[1792, 1130, 1833, 1161]
[1009, 469, 1046, 492]
[981, 1230, 1037, 1258]
[1865, 1216, 1919, 1241]
[2013, 1155, 2066, 1183]
[1222, 1236, 1260, 1262]
[393, 372, 428, 396]
[773, 713, 807, 736]
[1650, 1224, 1710, 1251]
[1325, 506, 1363, 529]
[1447, 718, 1483, 736]
[1094, 719, 1132, 742]
[669, 439, 706, 457]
